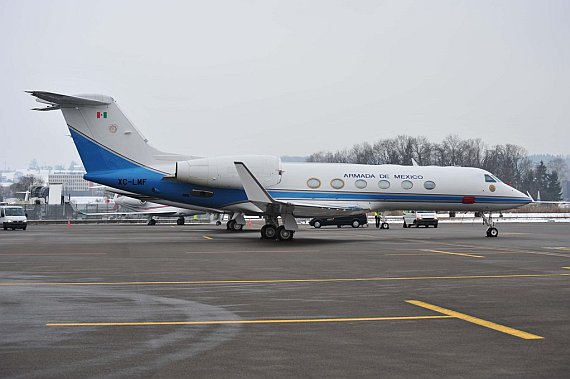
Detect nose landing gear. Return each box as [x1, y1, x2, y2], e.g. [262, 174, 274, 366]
[482, 213, 499, 238]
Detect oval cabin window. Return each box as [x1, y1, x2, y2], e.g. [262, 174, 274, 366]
[330, 179, 345, 189]
[378, 180, 390, 189]
[307, 178, 321, 189]
[401, 180, 413, 190]
[355, 179, 367, 189]
[424, 181, 436, 190]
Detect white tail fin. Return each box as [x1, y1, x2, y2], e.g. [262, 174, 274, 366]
[28, 91, 194, 174]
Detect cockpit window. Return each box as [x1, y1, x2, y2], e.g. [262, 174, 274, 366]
[484, 174, 496, 183]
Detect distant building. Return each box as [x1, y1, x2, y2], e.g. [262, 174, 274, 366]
[48, 172, 93, 196]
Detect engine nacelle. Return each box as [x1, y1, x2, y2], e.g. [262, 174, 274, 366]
[175, 155, 282, 189]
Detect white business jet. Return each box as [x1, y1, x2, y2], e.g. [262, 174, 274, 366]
[28, 91, 531, 240]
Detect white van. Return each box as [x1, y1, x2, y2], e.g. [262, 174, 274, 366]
[403, 210, 438, 228]
[0, 206, 28, 230]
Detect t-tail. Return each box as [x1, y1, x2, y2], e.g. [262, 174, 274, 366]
[27, 91, 195, 176]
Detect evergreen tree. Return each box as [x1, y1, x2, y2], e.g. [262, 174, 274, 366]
[545, 171, 563, 201]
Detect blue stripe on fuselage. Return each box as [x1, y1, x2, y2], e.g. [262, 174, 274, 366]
[69, 127, 248, 208]
[69, 127, 528, 209]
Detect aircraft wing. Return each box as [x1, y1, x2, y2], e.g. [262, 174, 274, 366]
[526, 192, 570, 205]
[234, 162, 370, 218]
[76, 210, 179, 217]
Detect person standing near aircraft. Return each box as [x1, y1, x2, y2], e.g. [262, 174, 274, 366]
[374, 211, 381, 228]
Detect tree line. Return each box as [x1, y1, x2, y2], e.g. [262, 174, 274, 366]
[307, 135, 564, 201]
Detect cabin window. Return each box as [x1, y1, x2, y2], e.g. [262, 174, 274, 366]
[355, 179, 367, 189]
[330, 179, 345, 189]
[307, 178, 321, 189]
[401, 180, 413, 190]
[424, 181, 436, 190]
[378, 180, 390, 189]
[484, 174, 496, 183]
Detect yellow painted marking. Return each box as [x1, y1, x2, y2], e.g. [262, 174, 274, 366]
[406, 300, 543, 340]
[46, 315, 452, 327]
[426, 249, 484, 258]
[0, 253, 107, 256]
[563, 267, 570, 270]
[1, 273, 568, 287]
[202, 235, 213, 240]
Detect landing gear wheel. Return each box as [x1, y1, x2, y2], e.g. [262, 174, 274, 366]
[486, 227, 498, 238]
[380, 222, 389, 229]
[261, 224, 277, 239]
[233, 222, 243, 231]
[277, 226, 294, 241]
[216, 221, 221, 226]
[176, 217, 185, 225]
[227, 219, 236, 230]
[313, 220, 322, 229]
[351, 220, 360, 228]
[147, 219, 156, 226]
[337, 225, 342, 228]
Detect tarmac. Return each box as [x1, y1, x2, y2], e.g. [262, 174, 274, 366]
[1, 222, 569, 378]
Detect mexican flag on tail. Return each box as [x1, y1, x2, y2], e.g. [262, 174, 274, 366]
[97, 111, 107, 119]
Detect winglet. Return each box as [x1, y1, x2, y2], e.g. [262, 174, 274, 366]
[234, 162, 275, 204]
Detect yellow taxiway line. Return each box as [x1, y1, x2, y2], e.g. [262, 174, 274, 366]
[426, 249, 484, 258]
[406, 300, 543, 340]
[1, 273, 568, 287]
[202, 235, 214, 240]
[47, 315, 452, 327]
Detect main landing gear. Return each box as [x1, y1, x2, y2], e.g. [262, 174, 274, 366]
[226, 213, 245, 232]
[482, 212, 499, 238]
[176, 216, 185, 225]
[379, 213, 389, 229]
[260, 215, 296, 241]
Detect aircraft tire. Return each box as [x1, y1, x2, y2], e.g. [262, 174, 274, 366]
[261, 224, 277, 239]
[381, 222, 389, 229]
[487, 227, 498, 238]
[277, 226, 293, 241]
[176, 217, 185, 225]
[147, 219, 156, 226]
[233, 223, 243, 231]
[227, 220, 236, 230]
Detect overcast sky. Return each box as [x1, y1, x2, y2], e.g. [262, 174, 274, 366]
[1, 0, 569, 170]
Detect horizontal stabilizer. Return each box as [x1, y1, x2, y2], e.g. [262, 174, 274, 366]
[31, 105, 61, 111]
[27, 91, 111, 107]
